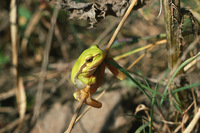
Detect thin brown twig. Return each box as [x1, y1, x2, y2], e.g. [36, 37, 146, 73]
[0, 89, 15, 101]
[54, 24, 69, 60]
[75, 90, 106, 124]
[66, 1, 138, 133]
[182, 102, 194, 115]
[157, 106, 172, 133]
[64, 97, 85, 133]
[31, 1, 60, 124]
[65, 85, 90, 133]
[105, 0, 138, 52]
[191, 89, 197, 115]
[183, 108, 200, 133]
[65, 0, 137, 133]
[127, 39, 167, 70]
[21, 4, 45, 66]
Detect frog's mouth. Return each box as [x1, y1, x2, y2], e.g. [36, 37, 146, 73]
[88, 60, 103, 72]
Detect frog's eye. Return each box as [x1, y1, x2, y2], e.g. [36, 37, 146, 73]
[86, 56, 93, 63]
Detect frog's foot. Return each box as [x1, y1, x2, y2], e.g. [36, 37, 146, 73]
[73, 90, 102, 108]
[73, 90, 89, 101]
[85, 98, 102, 108]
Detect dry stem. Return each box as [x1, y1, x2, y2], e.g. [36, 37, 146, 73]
[65, 97, 85, 133]
[10, 0, 27, 132]
[75, 90, 106, 124]
[31, 1, 60, 124]
[66, 0, 138, 133]
[127, 39, 167, 70]
[105, 0, 138, 52]
[183, 108, 200, 133]
[65, 85, 91, 133]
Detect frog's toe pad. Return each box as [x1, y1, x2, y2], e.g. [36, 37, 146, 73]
[73, 91, 82, 101]
[73, 90, 88, 101]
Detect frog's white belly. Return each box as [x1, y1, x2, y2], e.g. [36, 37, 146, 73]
[74, 78, 87, 90]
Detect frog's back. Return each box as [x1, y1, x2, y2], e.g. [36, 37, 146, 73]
[71, 56, 85, 84]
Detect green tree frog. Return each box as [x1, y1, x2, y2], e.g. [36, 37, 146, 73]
[71, 45, 126, 108]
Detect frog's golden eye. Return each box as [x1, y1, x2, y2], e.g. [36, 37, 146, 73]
[86, 56, 93, 63]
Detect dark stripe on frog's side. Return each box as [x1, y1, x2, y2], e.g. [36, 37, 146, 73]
[73, 63, 87, 89]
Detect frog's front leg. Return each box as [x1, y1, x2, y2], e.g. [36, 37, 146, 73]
[73, 86, 102, 108]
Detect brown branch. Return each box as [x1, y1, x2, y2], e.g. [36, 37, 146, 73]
[31, 1, 61, 124]
[64, 85, 91, 133]
[105, 0, 138, 52]
[64, 1, 140, 132]
[64, 96, 85, 133]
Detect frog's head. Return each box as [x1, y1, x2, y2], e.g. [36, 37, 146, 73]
[81, 45, 106, 73]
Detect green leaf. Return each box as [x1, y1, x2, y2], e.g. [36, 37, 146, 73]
[170, 82, 200, 94]
[149, 84, 159, 133]
[135, 122, 150, 133]
[106, 59, 152, 101]
[173, 100, 182, 113]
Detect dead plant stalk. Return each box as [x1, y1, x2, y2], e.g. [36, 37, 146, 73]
[31, 0, 60, 123]
[65, 0, 138, 133]
[10, 0, 27, 132]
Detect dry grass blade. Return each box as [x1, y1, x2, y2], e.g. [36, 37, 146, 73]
[114, 44, 152, 60]
[31, 1, 60, 123]
[183, 108, 200, 133]
[184, 57, 199, 71]
[173, 114, 189, 133]
[127, 39, 167, 70]
[14, 77, 26, 133]
[10, 0, 26, 132]
[0, 89, 15, 101]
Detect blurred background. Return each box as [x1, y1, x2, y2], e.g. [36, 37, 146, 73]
[0, 0, 200, 133]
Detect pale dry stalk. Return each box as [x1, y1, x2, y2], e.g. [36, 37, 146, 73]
[10, 0, 26, 132]
[105, 0, 138, 52]
[183, 108, 200, 133]
[66, 0, 138, 133]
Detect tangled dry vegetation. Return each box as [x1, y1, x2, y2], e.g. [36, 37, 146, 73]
[0, 0, 200, 133]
